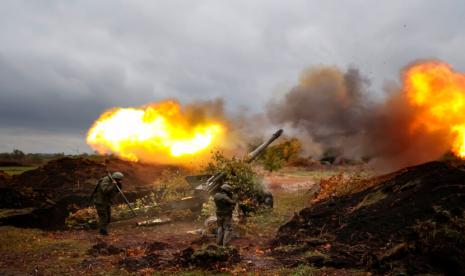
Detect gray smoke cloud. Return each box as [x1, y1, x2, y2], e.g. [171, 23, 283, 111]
[267, 66, 372, 153]
[267, 64, 452, 172]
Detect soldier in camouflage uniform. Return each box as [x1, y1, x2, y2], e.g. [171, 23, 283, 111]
[214, 184, 236, 246]
[91, 172, 124, 235]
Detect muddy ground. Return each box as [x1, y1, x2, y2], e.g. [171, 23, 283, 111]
[1, 158, 463, 275]
[0, 163, 365, 275]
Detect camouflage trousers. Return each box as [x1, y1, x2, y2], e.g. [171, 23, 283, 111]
[216, 214, 232, 246]
[95, 204, 111, 231]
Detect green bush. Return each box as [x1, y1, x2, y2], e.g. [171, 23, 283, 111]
[261, 149, 285, 172]
[260, 137, 302, 172]
[203, 151, 264, 203]
[152, 169, 193, 201]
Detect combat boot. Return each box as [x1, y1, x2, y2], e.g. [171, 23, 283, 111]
[99, 228, 108, 236]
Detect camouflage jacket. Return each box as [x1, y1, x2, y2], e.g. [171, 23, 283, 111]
[92, 176, 119, 206]
[214, 191, 236, 216]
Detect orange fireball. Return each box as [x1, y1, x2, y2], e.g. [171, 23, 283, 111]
[86, 100, 224, 163]
[404, 61, 465, 158]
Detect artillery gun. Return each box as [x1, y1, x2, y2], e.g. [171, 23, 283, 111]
[196, 129, 283, 194]
[131, 129, 283, 226]
[165, 129, 284, 214]
[61, 129, 283, 228]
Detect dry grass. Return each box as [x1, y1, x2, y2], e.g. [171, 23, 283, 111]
[315, 170, 376, 202]
[352, 189, 387, 211]
[0, 166, 37, 175]
[0, 226, 91, 275]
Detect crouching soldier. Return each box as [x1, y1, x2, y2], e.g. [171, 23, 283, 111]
[91, 172, 124, 235]
[214, 184, 236, 246]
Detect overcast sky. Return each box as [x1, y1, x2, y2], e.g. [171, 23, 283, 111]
[0, 0, 464, 153]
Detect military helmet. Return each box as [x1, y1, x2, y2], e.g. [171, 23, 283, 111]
[220, 184, 233, 193]
[112, 171, 124, 180]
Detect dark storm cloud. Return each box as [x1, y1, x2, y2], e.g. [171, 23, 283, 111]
[0, 0, 463, 152]
[0, 54, 116, 132]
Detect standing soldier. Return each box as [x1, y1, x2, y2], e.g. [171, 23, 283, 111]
[214, 184, 236, 246]
[91, 172, 125, 235]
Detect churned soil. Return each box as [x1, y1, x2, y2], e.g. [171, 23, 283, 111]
[0, 170, 11, 185]
[272, 161, 465, 275]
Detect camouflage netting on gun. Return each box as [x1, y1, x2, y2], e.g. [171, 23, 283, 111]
[203, 151, 268, 214]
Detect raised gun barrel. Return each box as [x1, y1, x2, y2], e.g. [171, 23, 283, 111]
[247, 129, 283, 163]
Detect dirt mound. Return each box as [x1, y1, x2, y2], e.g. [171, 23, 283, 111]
[1, 157, 179, 209]
[146, 241, 169, 251]
[87, 242, 124, 256]
[119, 253, 160, 272]
[0, 170, 11, 186]
[272, 161, 465, 275]
[10, 157, 178, 191]
[0, 157, 185, 229]
[0, 195, 86, 229]
[86, 241, 164, 272]
[177, 245, 240, 269]
[0, 161, 23, 166]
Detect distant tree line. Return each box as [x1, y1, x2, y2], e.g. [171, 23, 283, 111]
[246, 137, 304, 172]
[0, 149, 66, 166]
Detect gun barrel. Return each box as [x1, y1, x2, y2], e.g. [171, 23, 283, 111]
[247, 129, 283, 163]
[190, 129, 283, 196]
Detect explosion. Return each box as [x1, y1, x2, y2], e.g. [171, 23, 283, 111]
[404, 61, 465, 158]
[87, 100, 225, 164]
[268, 60, 465, 171]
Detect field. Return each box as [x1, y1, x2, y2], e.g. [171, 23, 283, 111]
[0, 166, 369, 275]
[2, 158, 463, 275]
[0, 166, 37, 175]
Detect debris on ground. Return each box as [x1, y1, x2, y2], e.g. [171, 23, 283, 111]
[177, 244, 240, 269]
[87, 242, 124, 256]
[146, 241, 169, 251]
[136, 218, 171, 227]
[65, 207, 97, 229]
[119, 253, 160, 272]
